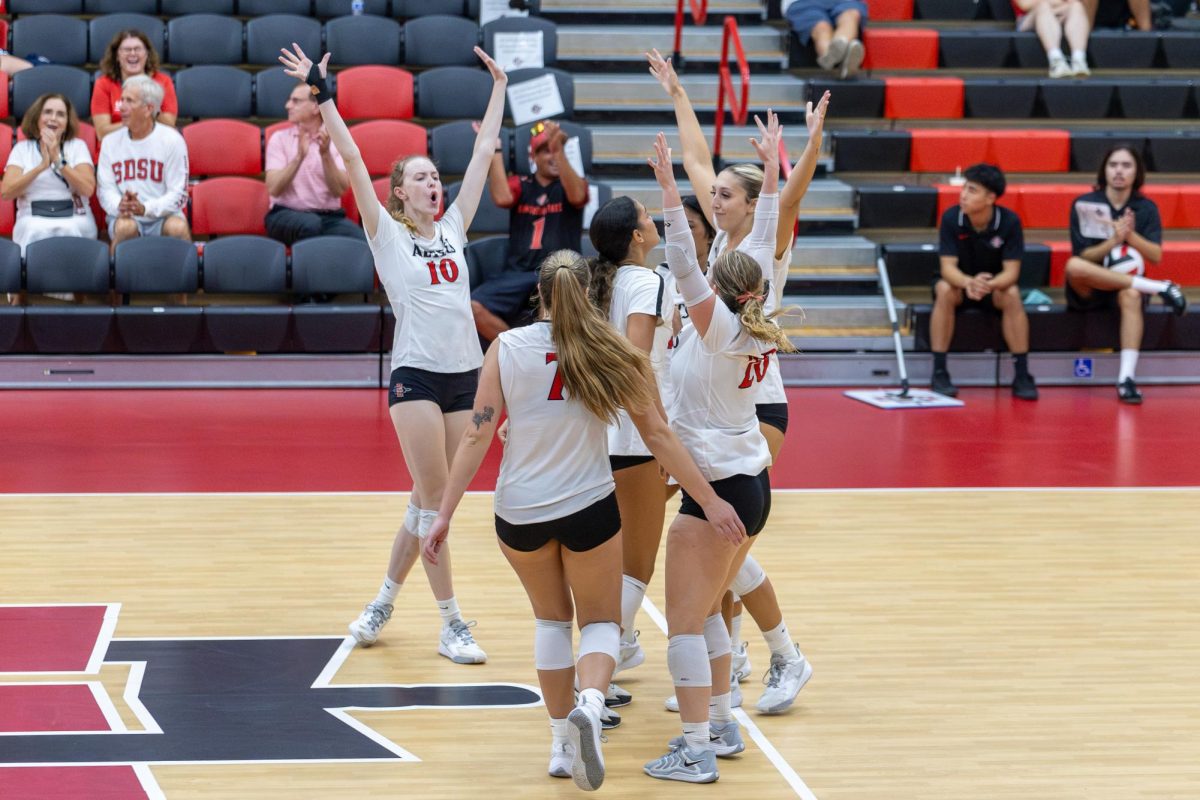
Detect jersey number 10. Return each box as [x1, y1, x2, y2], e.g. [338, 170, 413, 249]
[426, 258, 460, 285]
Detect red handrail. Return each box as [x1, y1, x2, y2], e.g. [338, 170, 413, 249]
[673, 0, 709, 66]
[712, 16, 750, 165]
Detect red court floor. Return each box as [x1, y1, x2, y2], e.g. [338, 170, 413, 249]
[3, 386, 1198, 493]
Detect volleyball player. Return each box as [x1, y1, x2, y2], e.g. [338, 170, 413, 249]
[421, 252, 745, 791]
[584, 196, 677, 691]
[644, 124, 796, 783]
[649, 49, 825, 715]
[279, 43, 506, 662]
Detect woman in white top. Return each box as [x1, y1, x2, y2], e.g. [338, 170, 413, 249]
[422, 251, 744, 791]
[643, 125, 797, 784]
[649, 49, 829, 715]
[280, 44, 505, 663]
[1, 93, 97, 256]
[583, 195, 679, 686]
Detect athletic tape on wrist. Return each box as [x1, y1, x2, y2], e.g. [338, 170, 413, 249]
[306, 63, 331, 104]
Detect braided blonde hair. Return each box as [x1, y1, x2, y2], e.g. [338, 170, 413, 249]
[710, 250, 797, 353]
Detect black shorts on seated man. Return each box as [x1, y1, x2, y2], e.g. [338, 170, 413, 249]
[930, 163, 1038, 400]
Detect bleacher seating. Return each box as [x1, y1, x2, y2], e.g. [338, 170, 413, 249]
[349, 120, 428, 177]
[324, 15, 403, 66]
[88, 13, 165, 63]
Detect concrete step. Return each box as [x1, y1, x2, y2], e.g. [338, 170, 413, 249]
[590, 125, 821, 165]
[599, 177, 853, 218]
[557, 25, 787, 68]
[541, 0, 765, 25]
[788, 235, 877, 268]
[779, 295, 901, 329]
[575, 73, 810, 116]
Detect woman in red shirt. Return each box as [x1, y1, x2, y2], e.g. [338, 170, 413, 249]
[91, 30, 178, 139]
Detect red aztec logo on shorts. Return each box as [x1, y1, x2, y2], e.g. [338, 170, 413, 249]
[393, 384, 407, 398]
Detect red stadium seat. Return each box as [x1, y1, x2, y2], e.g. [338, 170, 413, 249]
[910, 129, 988, 173]
[1044, 240, 1073, 286]
[17, 122, 98, 162]
[349, 120, 428, 178]
[884, 77, 963, 119]
[0, 72, 10, 122]
[373, 176, 391, 205]
[988, 130, 1070, 173]
[262, 120, 291, 149]
[341, 190, 359, 225]
[191, 177, 269, 236]
[0, 124, 12, 169]
[866, 0, 914, 20]
[864, 28, 938, 69]
[1141, 184, 1180, 230]
[182, 119, 263, 177]
[1173, 185, 1200, 228]
[1158, 242, 1200, 286]
[0, 201, 13, 237]
[1017, 184, 1087, 229]
[336, 66, 415, 120]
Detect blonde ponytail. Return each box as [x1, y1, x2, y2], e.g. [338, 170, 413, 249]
[711, 250, 798, 353]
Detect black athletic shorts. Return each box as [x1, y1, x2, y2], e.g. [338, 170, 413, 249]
[679, 469, 771, 537]
[1064, 280, 1149, 313]
[388, 365, 478, 412]
[609, 454, 655, 472]
[755, 403, 789, 435]
[495, 491, 621, 553]
[931, 282, 1002, 314]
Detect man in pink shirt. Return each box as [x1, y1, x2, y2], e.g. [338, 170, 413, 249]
[264, 84, 361, 246]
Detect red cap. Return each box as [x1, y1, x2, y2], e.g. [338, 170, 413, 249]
[529, 121, 551, 155]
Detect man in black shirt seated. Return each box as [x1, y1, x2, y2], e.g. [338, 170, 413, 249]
[931, 163, 1038, 400]
[1064, 144, 1186, 404]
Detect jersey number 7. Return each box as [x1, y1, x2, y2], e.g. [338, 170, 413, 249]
[546, 352, 564, 401]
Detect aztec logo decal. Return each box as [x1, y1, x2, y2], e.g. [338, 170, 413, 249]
[0, 604, 541, 798]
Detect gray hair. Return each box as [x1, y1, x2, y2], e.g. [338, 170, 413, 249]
[123, 74, 163, 115]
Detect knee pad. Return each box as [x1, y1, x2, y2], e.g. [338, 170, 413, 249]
[534, 619, 574, 671]
[403, 503, 420, 535]
[732, 554, 766, 596]
[415, 507, 438, 540]
[667, 634, 711, 688]
[577, 621, 620, 662]
[703, 613, 731, 660]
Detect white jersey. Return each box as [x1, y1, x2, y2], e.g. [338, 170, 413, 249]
[754, 236, 792, 405]
[97, 123, 189, 222]
[368, 203, 483, 373]
[495, 322, 614, 524]
[6, 138, 97, 252]
[607, 265, 673, 457]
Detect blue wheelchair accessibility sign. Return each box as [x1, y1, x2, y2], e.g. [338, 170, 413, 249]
[1073, 357, 1093, 379]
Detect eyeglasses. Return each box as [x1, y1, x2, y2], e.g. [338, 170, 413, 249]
[118, 46, 147, 55]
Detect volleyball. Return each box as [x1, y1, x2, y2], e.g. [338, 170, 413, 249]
[1105, 244, 1145, 277]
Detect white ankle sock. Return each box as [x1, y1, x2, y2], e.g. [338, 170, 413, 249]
[549, 716, 568, 742]
[437, 596, 462, 624]
[682, 721, 711, 751]
[1119, 349, 1139, 384]
[374, 577, 401, 606]
[578, 687, 605, 715]
[1048, 48, 1065, 62]
[1131, 276, 1169, 295]
[1071, 49, 1087, 62]
[730, 613, 743, 647]
[762, 621, 796, 660]
[620, 575, 647, 643]
[709, 692, 733, 724]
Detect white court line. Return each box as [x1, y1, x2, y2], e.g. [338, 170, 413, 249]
[639, 596, 817, 799]
[132, 763, 166, 800]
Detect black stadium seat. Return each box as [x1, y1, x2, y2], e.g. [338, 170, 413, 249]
[201, 236, 290, 353]
[239, 0, 311, 14]
[88, 14, 167, 64]
[324, 15, 403, 66]
[255, 66, 338, 117]
[291, 238, 381, 353]
[12, 67, 92, 121]
[506, 68, 575, 120]
[0, 240, 21, 294]
[431, 121, 513, 175]
[482, 16, 559, 67]
[176, 66, 253, 119]
[937, 31, 1013, 68]
[167, 15, 245, 66]
[113, 237, 199, 295]
[316, 0, 389, 17]
[466, 0, 541, 17]
[84, 0, 157, 13]
[25, 238, 110, 295]
[245, 15, 322, 66]
[1115, 79, 1191, 120]
[416, 67, 492, 119]
[396, 0, 468, 18]
[403, 16, 481, 66]
[161, 0, 235, 13]
[465, 235, 509, 287]
[963, 78, 1039, 119]
[12, 15, 88, 66]
[445, 180, 509, 235]
[8, 0, 81, 12]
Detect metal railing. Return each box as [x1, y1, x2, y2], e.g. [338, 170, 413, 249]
[672, 0, 708, 66]
[712, 15, 750, 166]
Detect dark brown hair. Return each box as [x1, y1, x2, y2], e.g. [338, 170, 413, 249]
[99, 30, 162, 84]
[20, 93, 79, 142]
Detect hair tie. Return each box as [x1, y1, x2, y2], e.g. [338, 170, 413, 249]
[736, 291, 764, 305]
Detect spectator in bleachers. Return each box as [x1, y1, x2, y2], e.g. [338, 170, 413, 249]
[92, 30, 178, 140]
[782, 0, 867, 79]
[97, 75, 190, 252]
[1014, 0, 1094, 77]
[1085, 0, 1153, 29]
[1065, 145, 1186, 404]
[473, 119, 588, 341]
[1, 93, 98, 255]
[930, 164, 1038, 401]
[263, 83, 361, 247]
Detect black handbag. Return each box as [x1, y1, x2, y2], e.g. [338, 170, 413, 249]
[30, 199, 76, 218]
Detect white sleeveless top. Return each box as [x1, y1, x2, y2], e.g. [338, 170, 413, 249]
[368, 203, 483, 373]
[494, 322, 614, 524]
[606, 265, 674, 457]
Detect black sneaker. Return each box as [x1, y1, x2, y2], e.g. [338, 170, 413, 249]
[1012, 373, 1039, 401]
[1117, 378, 1143, 405]
[1159, 283, 1188, 317]
[931, 370, 958, 397]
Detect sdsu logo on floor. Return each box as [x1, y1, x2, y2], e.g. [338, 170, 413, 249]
[0, 604, 540, 797]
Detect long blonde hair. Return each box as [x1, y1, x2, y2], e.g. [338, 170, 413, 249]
[722, 163, 765, 202]
[711, 250, 797, 353]
[539, 250, 655, 422]
[385, 155, 427, 234]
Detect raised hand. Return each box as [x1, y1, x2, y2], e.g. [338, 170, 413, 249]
[543, 120, 567, 153]
[278, 43, 329, 82]
[646, 48, 682, 96]
[749, 108, 782, 168]
[475, 46, 507, 83]
[806, 90, 831, 138]
[647, 131, 676, 190]
[470, 120, 503, 153]
[39, 128, 60, 165]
